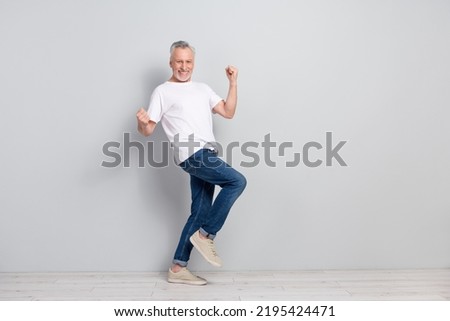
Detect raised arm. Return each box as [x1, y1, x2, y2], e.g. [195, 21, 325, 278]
[136, 108, 157, 136]
[212, 65, 238, 119]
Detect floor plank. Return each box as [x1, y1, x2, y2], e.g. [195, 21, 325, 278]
[0, 269, 449, 301]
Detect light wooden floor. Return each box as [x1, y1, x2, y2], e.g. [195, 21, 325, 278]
[1, 269, 449, 301]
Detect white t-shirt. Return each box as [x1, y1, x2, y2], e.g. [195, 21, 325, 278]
[147, 81, 223, 164]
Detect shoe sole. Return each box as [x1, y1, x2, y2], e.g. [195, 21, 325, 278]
[167, 278, 207, 286]
[189, 234, 222, 267]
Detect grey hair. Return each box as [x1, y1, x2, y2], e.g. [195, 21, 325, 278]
[170, 40, 196, 56]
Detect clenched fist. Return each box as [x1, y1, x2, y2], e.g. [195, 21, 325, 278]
[136, 108, 150, 126]
[225, 65, 238, 84]
[136, 108, 156, 136]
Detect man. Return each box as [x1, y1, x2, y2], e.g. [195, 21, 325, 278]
[136, 41, 246, 285]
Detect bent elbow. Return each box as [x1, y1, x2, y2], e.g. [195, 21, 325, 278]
[224, 112, 235, 119]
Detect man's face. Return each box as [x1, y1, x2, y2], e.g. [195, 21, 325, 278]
[169, 47, 195, 82]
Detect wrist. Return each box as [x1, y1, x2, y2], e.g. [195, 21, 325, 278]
[139, 121, 149, 129]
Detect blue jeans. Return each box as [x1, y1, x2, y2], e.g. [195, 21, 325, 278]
[173, 148, 247, 267]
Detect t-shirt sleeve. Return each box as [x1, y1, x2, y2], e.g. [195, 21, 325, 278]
[147, 88, 163, 123]
[205, 84, 223, 110]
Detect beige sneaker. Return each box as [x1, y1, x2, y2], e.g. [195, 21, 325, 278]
[189, 230, 223, 267]
[167, 267, 207, 286]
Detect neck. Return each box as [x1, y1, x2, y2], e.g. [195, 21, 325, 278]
[169, 76, 191, 83]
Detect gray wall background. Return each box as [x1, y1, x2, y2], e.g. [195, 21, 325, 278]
[1, 0, 449, 272]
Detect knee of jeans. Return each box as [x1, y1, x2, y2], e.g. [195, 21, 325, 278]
[235, 173, 247, 192]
